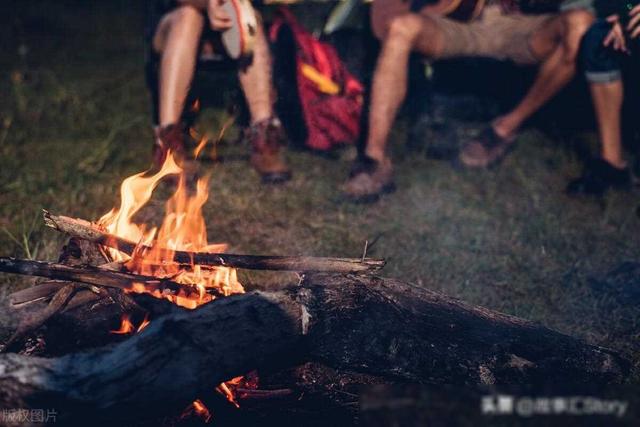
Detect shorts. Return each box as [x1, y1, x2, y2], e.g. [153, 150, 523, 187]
[580, 20, 623, 83]
[429, 5, 553, 65]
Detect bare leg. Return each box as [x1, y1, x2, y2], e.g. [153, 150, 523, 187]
[365, 14, 444, 163]
[590, 80, 625, 167]
[238, 19, 273, 124]
[494, 10, 594, 139]
[153, 6, 205, 127]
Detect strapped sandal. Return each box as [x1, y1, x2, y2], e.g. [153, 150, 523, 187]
[458, 126, 518, 169]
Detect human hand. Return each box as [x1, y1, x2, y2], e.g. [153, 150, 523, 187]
[626, 4, 640, 39]
[604, 14, 629, 53]
[208, 0, 232, 31]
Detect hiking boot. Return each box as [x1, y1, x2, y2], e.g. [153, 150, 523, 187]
[458, 126, 517, 168]
[566, 158, 631, 197]
[152, 123, 188, 169]
[246, 117, 291, 184]
[342, 155, 395, 203]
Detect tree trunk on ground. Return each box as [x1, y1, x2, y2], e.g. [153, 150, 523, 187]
[0, 273, 629, 424]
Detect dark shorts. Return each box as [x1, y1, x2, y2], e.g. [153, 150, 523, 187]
[580, 20, 623, 83]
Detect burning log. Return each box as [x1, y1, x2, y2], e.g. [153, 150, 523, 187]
[0, 257, 215, 299]
[43, 210, 385, 273]
[0, 274, 629, 423]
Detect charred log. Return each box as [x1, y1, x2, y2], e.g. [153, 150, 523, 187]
[0, 274, 629, 423]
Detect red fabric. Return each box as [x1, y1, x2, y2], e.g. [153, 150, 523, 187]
[270, 8, 364, 151]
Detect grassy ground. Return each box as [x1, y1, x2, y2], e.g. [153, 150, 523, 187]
[1, 1, 639, 375]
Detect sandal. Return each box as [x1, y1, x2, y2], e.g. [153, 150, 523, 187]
[458, 126, 518, 168]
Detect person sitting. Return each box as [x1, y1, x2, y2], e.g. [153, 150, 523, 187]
[342, 0, 594, 202]
[149, 0, 291, 183]
[567, 1, 639, 196]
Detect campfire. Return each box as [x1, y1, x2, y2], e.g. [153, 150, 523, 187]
[96, 152, 244, 310]
[94, 151, 247, 418]
[0, 151, 386, 424]
[0, 153, 629, 425]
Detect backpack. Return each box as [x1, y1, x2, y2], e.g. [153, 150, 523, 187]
[270, 7, 364, 151]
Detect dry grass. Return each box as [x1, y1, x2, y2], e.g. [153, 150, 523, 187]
[1, 1, 638, 376]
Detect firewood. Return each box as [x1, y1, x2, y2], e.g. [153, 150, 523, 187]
[2, 283, 83, 351]
[8, 281, 70, 307]
[43, 210, 386, 273]
[0, 274, 628, 424]
[0, 257, 216, 299]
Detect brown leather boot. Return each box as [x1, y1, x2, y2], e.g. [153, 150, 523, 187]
[152, 123, 188, 170]
[245, 117, 291, 184]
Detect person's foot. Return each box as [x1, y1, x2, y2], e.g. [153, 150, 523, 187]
[458, 124, 518, 168]
[153, 123, 188, 169]
[342, 155, 395, 203]
[566, 158, 631, 197]
[245, 117, 291, 184]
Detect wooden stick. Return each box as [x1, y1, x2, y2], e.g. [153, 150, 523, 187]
[43, 210, 386, 273]
[8, 280, 69, 307]
[0, 257, 218, 299]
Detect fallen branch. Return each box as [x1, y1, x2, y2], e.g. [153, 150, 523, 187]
[0, 257, 215, 299]
[0, 274, 629, 423]
[43, 210, 385, 273]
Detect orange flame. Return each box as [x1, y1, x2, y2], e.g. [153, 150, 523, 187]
[137, 314, 151, 333]
[193, 133, 210, 159]
[99, 151, 248, 411]
[110, 314, 134, 335]
[110, 314, 152, 335]
[97, 151, 244, 308]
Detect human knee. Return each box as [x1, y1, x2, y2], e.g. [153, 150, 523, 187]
[172, 5, 205, 28]
[387, 13, 425, 44]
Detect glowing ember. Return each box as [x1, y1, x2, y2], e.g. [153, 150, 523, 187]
[216, 382, 240, 408]
[190, 399, 212, 423]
